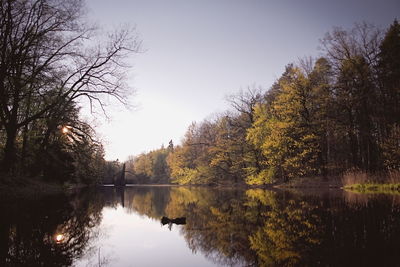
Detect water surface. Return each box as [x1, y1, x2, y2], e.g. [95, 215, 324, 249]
[1, 186, 400, 266]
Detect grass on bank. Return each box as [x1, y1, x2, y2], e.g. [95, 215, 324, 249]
[342, 170, 400, 194]
[344, 183, 400, 194]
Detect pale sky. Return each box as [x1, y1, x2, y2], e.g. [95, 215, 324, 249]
[84, 0, 399, 161]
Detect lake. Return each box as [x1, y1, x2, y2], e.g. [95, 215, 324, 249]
[1, 186, 400, 266]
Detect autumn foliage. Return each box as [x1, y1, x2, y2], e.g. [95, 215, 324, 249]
[154, 21, 400, 185]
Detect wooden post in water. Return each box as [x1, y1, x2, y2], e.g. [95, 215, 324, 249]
[120, 163, 126, 186]
[114, 163, 126, 186]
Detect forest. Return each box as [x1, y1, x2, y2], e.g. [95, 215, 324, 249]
[0, 0, 140, 185]
[0, 0, 398, 187]
[126, 21, 400, 186]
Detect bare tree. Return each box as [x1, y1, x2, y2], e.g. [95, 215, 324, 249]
[320, 23, 384, 171]
[0, 0, 141, 172]
[320, 22, 382, 73]
[225, 86, 264, 125]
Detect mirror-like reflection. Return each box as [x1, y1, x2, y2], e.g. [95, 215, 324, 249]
[0, 191, 104, 266]
[2, 186, 400, 266]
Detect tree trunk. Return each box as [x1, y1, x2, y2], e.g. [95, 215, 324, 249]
[2, 125, 17, 172]
[21, 91, 32, 170]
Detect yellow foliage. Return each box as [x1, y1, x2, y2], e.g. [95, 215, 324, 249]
[246, 65, 325, 183]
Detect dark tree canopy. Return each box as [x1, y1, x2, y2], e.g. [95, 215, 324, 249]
[0, 0, 140, 182]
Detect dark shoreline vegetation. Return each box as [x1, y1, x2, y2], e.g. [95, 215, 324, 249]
[0, 0, 399, 194]
[342, 169, 400, 194]
[0, 175, 63, 200]
[0, 0, 141, 187]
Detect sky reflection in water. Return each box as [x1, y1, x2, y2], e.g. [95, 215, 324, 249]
[2, 186, 400, 266]
[74, 205, 214, 267]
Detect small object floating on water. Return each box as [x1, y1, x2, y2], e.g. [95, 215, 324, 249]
[161, 216, 186, 225]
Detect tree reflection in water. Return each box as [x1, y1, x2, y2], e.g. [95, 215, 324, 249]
[116, 187, 400, 266]
[0, 189, 104, 266]
[247, 189, 400, 266]
[2, 187, 400, 266]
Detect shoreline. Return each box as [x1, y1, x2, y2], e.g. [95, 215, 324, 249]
[3, 175, 400, 200]
[0, 175, 86, 201]
[344, 183, 400, 194]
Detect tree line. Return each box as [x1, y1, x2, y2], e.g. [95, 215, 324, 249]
[127, 21, 400, 185]
[0, 0, 139, 184]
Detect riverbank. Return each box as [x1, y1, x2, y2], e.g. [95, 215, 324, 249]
[344, 183, 400, 194]
[0, 174, 81, 201]
[341, 170, 400, 194]
[117, 177, 343, 190]
[274, 176, 343, 189]
[270, 173, 400, 195]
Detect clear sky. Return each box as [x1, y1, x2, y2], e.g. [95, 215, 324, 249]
[84, 0, 399, 161]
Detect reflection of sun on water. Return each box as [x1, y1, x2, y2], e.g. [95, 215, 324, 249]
[55, 234, 65, 243]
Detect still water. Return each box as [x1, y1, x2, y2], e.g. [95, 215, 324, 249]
[1, 186, 400, 266]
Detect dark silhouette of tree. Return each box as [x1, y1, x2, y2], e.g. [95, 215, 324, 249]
[0, 0, 140, 174]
